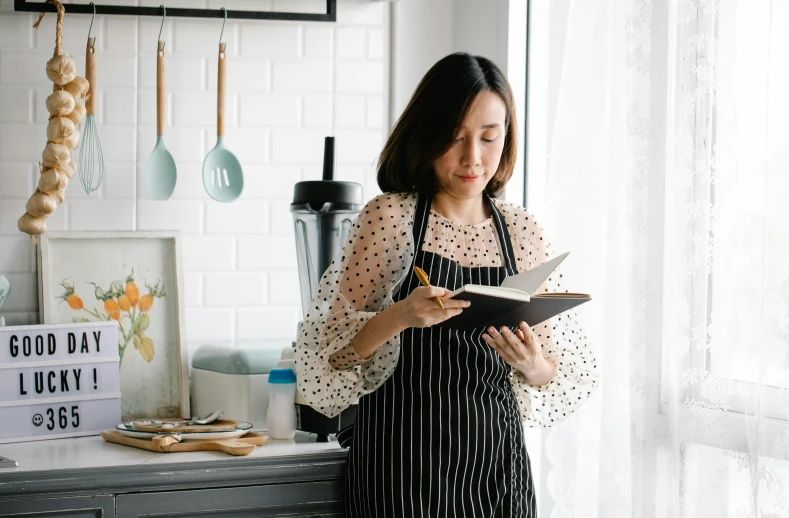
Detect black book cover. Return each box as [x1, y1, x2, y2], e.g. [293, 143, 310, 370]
[437, 292, 590, 329]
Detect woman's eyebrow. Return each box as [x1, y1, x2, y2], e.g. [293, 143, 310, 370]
[460, 122, 503, 130]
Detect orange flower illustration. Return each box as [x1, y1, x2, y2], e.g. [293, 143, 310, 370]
[57, 271, 166, 367]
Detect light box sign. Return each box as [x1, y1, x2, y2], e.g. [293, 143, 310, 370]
[0, 321, 121, 443]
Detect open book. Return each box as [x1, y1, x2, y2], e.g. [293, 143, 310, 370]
[440, 252, 590, 329]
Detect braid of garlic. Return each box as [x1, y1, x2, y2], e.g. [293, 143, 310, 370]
[18, 0, 88, 241]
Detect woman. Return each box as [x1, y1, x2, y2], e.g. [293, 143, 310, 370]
[296, 53, 598, 517]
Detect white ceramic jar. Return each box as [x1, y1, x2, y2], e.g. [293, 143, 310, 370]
[266, 368, 297, 440]
[277, 345, 296, 370]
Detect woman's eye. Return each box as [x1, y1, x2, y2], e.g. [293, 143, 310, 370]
[482, 137, 498, 143]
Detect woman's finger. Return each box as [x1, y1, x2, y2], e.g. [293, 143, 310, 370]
[440, 298, 470, 310]
[485, 327, 517, 364]
[519, 321, 540, 353]
[500, 327, 529, 361]
[482, 333, 508, 359]
[417, 286, 446, 299]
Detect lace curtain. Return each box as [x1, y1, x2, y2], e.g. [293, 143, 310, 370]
[527, 0, 789, 516]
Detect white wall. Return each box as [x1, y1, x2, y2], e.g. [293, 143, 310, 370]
[0, 0, 389, 355]
[390, 0, 526, 205]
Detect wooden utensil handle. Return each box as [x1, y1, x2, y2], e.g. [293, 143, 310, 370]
[157, 41, 166, 136]
[217, 43, 226, 137]
[204, 439, 255, 456]
[152, 434, 180, 448]
[85, 37, 97, 115]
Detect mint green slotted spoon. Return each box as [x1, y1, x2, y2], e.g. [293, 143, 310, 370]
[145, 14, 177, 201]
[202, 40, 243, 203]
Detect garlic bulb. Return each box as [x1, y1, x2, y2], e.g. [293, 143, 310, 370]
[63, 77, 89, 100]
[45, 55, 76, 86]
[25, 189, 58, 218]
[42, 142, 70, 169]
[67, 102, 86, 126]
[50, 188, 66, 204]
[45, 90, 75, 117]
[46, 116, 77, 145]
[17, 212, 47, 237]
[63, 131, 80, 151]
[64, 159, 77, 178]
[39, 168, 69, 193]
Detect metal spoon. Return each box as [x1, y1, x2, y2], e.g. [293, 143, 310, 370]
[189, 409, 224, 425]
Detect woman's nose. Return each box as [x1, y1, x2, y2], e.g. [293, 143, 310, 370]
[461, 140, 482, 167]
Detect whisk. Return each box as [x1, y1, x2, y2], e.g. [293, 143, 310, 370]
[78, 8, 104, 195]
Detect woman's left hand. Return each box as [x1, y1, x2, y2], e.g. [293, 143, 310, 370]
[482, 322, 556, 386]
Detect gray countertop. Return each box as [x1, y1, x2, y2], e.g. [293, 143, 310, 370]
[0, 431, 347, 499]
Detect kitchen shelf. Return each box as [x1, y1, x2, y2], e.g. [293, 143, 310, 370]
[14, 0, 337, 22]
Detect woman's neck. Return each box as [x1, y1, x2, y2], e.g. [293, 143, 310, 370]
[431, 191, 490, 226]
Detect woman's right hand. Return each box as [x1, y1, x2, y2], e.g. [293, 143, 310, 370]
[394, 286, 469, 329]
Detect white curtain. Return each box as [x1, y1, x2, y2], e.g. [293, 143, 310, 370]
[527, 0, 789, 516]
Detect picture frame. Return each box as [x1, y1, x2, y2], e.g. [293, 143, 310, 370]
[38, 231, 189, 422]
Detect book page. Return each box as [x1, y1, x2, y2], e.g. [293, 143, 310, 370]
[500, 252, 570, 294]
[532, 292, 590, 299]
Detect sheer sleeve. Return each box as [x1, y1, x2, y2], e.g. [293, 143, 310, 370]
[496, 201, 600, 427]
[295, 193, 417, 418]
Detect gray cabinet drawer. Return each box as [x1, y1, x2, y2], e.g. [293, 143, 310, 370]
[0, 495, 114, 517]
[115, 481, 342, 517]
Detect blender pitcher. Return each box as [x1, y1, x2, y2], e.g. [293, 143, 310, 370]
[291, 137, 363, 317]
[290, 136, 363, 441]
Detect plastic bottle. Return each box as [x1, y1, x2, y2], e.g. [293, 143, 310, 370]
[266, 368, 297, 439]
[277, 345, 296, 370]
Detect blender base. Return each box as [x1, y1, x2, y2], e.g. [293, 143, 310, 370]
[296, 403, 357, 442]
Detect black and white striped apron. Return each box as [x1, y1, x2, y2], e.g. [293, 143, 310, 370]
[341, 194, 536, 517]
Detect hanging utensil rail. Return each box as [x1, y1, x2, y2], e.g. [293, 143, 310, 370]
[14, 0, 337, 22]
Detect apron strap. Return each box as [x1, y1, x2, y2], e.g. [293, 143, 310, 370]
[412, 193, 433, 250]
[486, 193, 519, 275]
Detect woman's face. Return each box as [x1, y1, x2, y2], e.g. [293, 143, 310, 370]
[433, 90, 507, 200]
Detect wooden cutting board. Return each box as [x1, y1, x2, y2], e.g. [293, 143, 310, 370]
[101, 430, 268, 456]
[129, 419, 240, 432]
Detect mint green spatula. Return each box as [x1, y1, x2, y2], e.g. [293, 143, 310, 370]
[202, 42, 243, 203]
[0, 274, 9, 327]
[145, 40, 177, 200]
[0, 275, 9, 311]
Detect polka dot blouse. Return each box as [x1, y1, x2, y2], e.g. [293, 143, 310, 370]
[295, 192, 599, 427]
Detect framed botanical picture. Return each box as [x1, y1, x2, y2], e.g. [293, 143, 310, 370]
[38, 231, 189, 422]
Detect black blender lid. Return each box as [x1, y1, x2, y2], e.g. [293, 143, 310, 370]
[292, 180, 363, 205]
[291, 136, 363, 206]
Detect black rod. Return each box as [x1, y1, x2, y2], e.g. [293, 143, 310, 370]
[322, 137, 335, 181]
[14, 0, 336, 22]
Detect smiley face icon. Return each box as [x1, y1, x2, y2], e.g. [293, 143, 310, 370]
[32, 413, 44, 427]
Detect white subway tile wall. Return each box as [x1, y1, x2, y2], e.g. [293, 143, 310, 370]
[0, 0, 388, 357]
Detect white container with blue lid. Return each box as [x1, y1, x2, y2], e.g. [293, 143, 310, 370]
[190, 345, 281, 431]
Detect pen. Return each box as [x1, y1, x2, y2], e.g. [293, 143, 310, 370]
[413, 266, 445, 310]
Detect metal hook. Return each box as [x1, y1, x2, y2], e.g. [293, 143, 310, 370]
[87, 2, 96, 50]
[158, 5, 166, 51]
[219, 7, 227, 45]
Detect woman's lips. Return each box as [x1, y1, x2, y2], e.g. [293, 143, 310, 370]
[457, 175, 481, 183]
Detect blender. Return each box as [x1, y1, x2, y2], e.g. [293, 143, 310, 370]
[291, 136, 362, 442]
